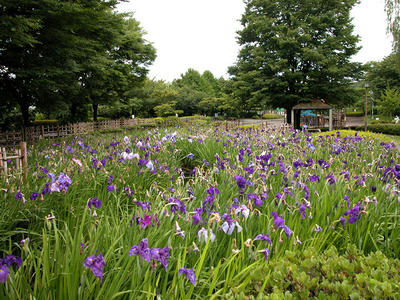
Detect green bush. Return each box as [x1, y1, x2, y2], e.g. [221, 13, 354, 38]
[262, 113, 282, 119]
[356, 124, 400, 136]
[88, 117, 109, 121]
[232, 245, 400, 299]
[370, 119, 387, 125]
[346, 111, 364, 117]
[31, 119, 58, 125]
[164, 116, 181, 127]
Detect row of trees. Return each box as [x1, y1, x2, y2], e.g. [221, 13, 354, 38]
[2, 0, 400, 128]
[96, 69, 240, 119]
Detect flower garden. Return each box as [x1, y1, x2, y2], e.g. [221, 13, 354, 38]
[1, 123, 400, 299]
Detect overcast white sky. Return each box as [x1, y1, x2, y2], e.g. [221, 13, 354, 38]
[118, 0, 393, 82]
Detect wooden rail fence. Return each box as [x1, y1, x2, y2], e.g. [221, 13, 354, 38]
[1, 142, 28, 181]
[0, 118, 166, 146]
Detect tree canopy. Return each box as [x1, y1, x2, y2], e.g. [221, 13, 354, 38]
[229, 0, 363, 122]
[0, 0, 155, 127]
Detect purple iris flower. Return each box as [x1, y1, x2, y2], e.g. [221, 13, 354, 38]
[150, 246, 170, 271]
[30, 192, 41, 201]
[100, 158, 107, 167]
[192, 212, 203, 225]
[275, 192, 284, 201]
[270, 211, 285, 228]
[108, 175, 113, 184]
[270, 211, 293, 237]
[48, 172, 72, 193]
[187, 153, 194, 160]
[234, 175, 248, 190]
[262, 248, 270, 260]
[248, 193, 263, 207]
[282, 225, 293, 237]
[0, 265, 9, 283]
[299, 203, 306, 219]
[309, 175, 320, 183]
[129, 238, 151, 262]
[314, 224, 322, 233]
[136, 201, 151, 211]
[178, 267, 196, 286]
[0, 255, 22, 269]
[254, 233, 272, 246]
[344, 202, 363, 224]
[88, 197, 102, 209]
[169, 197, 186, 214]
[136, 215, 157, 229]
[84, 253, 106, 283]
[325, 173, 335, 185]
[107, 185, 116, 192]
[339, 216, 346, 229]
[206, 186, 220, 196]
[15, 191, 23, 200]
[344, 195, 350, 208]
[123, 187, 133, 197]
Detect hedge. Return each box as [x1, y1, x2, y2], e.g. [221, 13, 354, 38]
[356, 124, 400, 136]
[262, 113, 283, 119]
[346, 111, 364, 117]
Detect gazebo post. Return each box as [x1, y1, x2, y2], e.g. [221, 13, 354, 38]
[329, 109, 333, 131]
[291, 110, 294, 125]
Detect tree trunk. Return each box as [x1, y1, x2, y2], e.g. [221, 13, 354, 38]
[92, 103, 98, 121]
[18, 100, 30, 128]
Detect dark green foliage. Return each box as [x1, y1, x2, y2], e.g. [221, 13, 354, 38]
[0, 0, 155, 127]
[356, 124, 400, 135]
[346, 111, 364, 117]
[229, 0, 363, 121]
[366, 53, 400, 100]
[231, 245, 400, 299]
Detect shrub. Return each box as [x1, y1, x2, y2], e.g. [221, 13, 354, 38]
[164, 116, 181, 127]
[346, 111, 364, 117]
[262, 113, 282, 119]
[356, 124, 400, 136]
[31, 119, 58, 125]
[312, 130, 396, 143]
[232, 245, 400, 299]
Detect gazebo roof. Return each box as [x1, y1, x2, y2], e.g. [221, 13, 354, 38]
[293, 99, 331, 110]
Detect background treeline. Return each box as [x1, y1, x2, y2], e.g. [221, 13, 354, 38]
[2, 0, 400, 131]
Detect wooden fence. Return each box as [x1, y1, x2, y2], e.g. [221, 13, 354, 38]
[0, 118, 166, 146]
[0, 117, 297, 146]
[1, 142, 28, 181]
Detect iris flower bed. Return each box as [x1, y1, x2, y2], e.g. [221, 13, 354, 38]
[0, 125, 400, 298]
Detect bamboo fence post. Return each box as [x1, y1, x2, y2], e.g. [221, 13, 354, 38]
[20, 142, 28, 181]
[2, 147, 7, 178]
[15, 148, 21, 175]
[0, 148, 3, 174]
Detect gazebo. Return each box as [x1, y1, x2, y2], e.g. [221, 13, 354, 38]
[291, 99, 333, 131]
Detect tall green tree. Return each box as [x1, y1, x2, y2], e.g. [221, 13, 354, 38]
[0, 0, 155, 126]
[229, 0, 362, 122]
[366, 53, 400, 100]
[376, 87, 400, 119]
